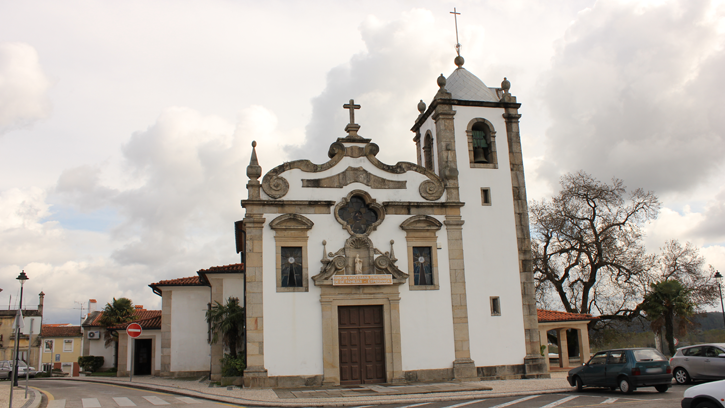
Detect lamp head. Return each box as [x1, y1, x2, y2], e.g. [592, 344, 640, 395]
[16, 270, 28, 283]
[715, 271, 723, 281]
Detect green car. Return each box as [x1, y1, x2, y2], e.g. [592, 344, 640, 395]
[567, 348, 672, 394]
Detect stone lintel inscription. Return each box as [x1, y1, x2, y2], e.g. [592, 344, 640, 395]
[302, 167, 406, 189]
[333, 275, 393, 286]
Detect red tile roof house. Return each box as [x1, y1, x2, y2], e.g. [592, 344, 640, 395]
[147, 263, 244, 379]
[81, 301, 161, 376]
[39, 325, 82, 376]
[537, 309, 598, 370]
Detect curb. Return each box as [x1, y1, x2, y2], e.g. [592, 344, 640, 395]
[54, 377, 574, 407]
[18, 386, 41, 408]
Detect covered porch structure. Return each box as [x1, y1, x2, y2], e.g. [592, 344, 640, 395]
[537, 309, 597, 371]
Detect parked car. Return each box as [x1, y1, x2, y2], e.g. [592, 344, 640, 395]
[681, 378, 725, 408]
[670, 343, 725, 385]
[568, 348, 672, 394]
[0, 360, 39, 379]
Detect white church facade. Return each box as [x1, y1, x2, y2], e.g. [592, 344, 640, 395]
[148, 56, 547, 387]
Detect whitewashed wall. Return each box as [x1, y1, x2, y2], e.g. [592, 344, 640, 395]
[170, 287, 210, 372]
[86, 328, 115, 369]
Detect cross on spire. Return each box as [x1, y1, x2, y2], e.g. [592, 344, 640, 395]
[343, 99, 361, 125]
[450, 7, 461, 56]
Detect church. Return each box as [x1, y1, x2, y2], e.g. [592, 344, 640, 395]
[146, 53, 548, 387]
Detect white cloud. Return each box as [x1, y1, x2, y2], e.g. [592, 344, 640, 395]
[0, 42, 52, 135]
[538, 0, 725, 195]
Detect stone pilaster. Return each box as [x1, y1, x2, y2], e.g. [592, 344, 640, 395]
[243, 215, 269, 387]
[160, 291, 172, 376]
[503, 100, 547, 376]
[117, 334, 128, 377]
[432, 81, 460, 202]
[444, 216, 477, 380]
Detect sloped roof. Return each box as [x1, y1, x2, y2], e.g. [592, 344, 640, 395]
[108, 312, 162, 331]
[41, 325, 82, 338]
[198, 263, 244, 274]
[150, 276, 203, 286]
[537, 309, 597, 323]
[83, 309, 162, 328]
[446, 68, 500, 102]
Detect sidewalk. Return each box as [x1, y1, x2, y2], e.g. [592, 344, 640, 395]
[49, 372, 573, 407]
[0, 383, 42, 408]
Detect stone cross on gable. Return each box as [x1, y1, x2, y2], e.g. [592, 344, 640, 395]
[343, 99, 361, 126]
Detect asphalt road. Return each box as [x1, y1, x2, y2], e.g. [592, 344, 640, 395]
[31, 380, 228, 408]
[29, 379, 697, 408]
[374, 384, 690, 408]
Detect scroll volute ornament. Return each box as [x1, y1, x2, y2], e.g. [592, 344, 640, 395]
[334, 190, 385, 236]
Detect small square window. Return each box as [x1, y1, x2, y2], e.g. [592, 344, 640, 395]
[490, 296, 501, 316]
[63, 339, 73, 352]
[481, 188, 491, 206]
[281, 247, 303, 287]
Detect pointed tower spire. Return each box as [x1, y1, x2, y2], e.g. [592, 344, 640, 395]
[246, 141, 262, 199]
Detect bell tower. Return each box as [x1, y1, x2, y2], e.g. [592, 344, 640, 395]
[410, 27, 547, 377]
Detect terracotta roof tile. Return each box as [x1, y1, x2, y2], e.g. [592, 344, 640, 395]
[149, 276, 203, 286]
[198, 263, 244, 273]
[537, 309, 597, 322]
[108, 312, 162, 331]
[84, 310, 161, 328]
[40, 325, 82, 337]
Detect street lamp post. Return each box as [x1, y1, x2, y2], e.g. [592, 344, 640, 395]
[13, 270, 28, 387]
[715, 271, 724, 329]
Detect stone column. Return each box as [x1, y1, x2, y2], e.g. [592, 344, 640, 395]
[243, 215, 268, 387]
[444, 216, 477, 380]
[577, 325, 591, 363]
[160, 291, 172, 376]
[557, 329, 569, 368]
[503, 96, 547, 376]
[117, 334, 128, 377]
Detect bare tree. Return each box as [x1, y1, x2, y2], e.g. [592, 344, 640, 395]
[531, 171, 660, 321]
[649, 240, 719, 306]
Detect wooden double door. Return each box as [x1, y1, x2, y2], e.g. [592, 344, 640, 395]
[338, 305, 386, 385]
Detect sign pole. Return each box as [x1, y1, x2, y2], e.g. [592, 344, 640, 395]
[130, 337, 134, 383]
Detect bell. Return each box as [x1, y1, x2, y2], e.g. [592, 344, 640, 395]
[473, 147, 488, 163]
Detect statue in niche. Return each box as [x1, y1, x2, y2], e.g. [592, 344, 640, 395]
[312, 238, 409, 283]
[354, 254, 363, 274]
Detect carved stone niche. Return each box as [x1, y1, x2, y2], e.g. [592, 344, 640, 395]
[312, 236, 408, 286]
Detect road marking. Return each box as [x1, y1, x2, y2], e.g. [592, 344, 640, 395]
[113, 397, 137, 406]
[490, 395, 540, 407]
[82, 398, 101, 408]
[397, 403, 432, 408]
[443, 399, 486, 408]
[176, 397, 201, 404]
[144, 396, 171, 405]
[539, 396, 578, 407]
[601, 398, 618, 404]
[47, 400, 66, 408]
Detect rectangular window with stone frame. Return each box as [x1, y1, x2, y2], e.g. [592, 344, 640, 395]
[401, 215, 442, 291]
[270, 213, 313, 293]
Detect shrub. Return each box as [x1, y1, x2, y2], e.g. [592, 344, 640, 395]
[78, 356, 105, 372]
[221, 354, 245, 377]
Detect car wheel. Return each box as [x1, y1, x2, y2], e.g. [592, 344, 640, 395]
[654, 384, 668, 393]
[574, 376, 583, 391]
[619, 377, 635, 394]
[674, 367, 690, 385]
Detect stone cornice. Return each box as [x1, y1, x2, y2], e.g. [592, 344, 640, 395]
[411, 98, 522, 132]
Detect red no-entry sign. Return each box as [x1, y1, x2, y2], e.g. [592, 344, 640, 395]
[126, 323, 142, 338]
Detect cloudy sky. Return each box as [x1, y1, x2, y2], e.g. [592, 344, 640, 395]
[1, 0, 724, 323]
